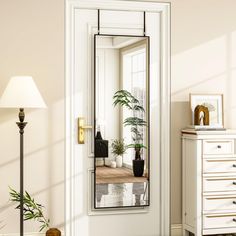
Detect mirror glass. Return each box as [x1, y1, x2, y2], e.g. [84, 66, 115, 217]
[94, 34, 149, 209]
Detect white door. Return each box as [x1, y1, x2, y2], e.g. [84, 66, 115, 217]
[65, 1, 170, 236]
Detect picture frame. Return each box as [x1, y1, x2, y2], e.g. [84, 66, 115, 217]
[190, 94, 224, 129]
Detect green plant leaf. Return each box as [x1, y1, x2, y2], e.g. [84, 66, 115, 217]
[113, 89, 147, 154]
[124, 117, 147, 127]
[111, 139, 127, 156]
[9, 187, 50, 232]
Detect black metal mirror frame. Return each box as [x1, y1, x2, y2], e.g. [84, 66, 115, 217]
[94, 33, 150, 209]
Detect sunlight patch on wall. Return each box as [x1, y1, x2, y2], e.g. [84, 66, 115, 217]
[172, 35, 227, 101]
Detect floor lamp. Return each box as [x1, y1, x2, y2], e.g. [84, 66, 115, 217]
[0, 76, 46, 236]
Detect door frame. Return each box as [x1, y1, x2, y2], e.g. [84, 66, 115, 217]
[65, 0, 170, 235]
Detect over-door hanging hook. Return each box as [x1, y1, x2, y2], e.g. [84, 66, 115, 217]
[98, 9, 100, 34]
[144, 11, 146, 36]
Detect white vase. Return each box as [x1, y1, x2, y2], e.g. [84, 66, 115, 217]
[111, 161, 117, 168]
[116, 155, 123, 168]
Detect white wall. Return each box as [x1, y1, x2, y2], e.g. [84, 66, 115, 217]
[96, 49, 120, 143]
[96, 47, 120, 165]
[0, 0, 64, 233]
[169, 0, 236, 224]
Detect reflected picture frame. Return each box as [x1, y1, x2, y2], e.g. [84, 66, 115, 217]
[190, 94, 224, 128]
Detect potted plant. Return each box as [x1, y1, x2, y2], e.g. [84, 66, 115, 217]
[111, 139, 127, 168]
[113, 90, 147, 177]
[9, 187, 61, 236]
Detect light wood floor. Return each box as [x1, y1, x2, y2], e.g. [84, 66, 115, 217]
[96, 166, 147, 184]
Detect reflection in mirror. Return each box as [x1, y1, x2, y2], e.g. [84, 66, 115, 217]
[94, 34, 149, 209]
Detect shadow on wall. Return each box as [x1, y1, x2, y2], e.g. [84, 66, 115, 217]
[171, 25, 236, 224]
[0, 0, 64, 232]
[0, 100, 65, 233]
[171, 101, 190, 223]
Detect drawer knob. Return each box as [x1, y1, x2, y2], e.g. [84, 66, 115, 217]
[233, 218, 236, 222]
[233, 164, 236, 168]
[233, 201, 236, 204]
[233, 182, 236, 185]
[217, 145, 222, 149]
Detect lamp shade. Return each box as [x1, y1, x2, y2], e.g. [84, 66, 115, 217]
[0, 76, 46, 108]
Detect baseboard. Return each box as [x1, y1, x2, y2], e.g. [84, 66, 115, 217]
[0, 233, 44, 236]
[0, 227, 180, 236]
[171, 224, 182, 236]
[0, 233, 64, 236]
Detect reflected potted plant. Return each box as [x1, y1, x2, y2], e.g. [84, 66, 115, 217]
[113, 90, 147, 177]
[9, 187, 61, 236]
[111, 139, 127, 168]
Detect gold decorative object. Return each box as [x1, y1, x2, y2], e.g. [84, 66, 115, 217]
[194, 105, 209, 125]
[46, 228, 61, 236]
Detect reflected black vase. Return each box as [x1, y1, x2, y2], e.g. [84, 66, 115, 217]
[133, 159, 144, 177]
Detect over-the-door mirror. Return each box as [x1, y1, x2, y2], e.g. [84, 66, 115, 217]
[94, 34, 150, 209]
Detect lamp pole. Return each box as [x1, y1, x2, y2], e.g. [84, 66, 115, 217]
[16, 108, 27, 236]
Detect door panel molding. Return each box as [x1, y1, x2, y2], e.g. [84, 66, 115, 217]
[65, 1, 170, 235]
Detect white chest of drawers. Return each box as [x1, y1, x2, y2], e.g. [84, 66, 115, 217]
[182, 129, 236, 236]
